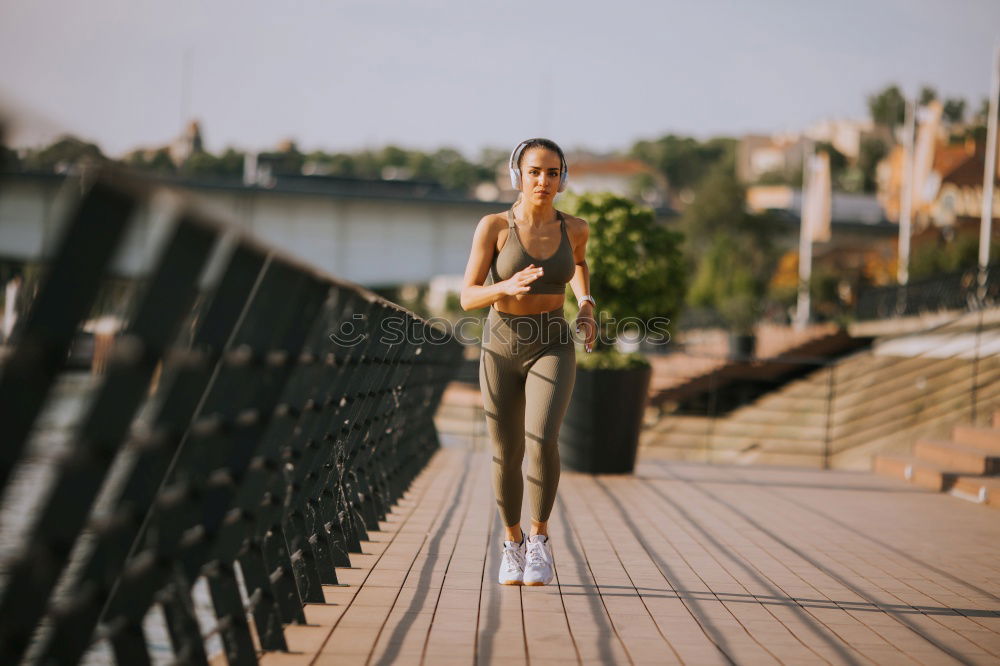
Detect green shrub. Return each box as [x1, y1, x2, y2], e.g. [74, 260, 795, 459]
[558, 191, 687, 355]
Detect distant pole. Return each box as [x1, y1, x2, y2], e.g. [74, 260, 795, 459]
[979, 45, 1000, 300]
[795, 139, 812, 330]
[181, 48, 193, 127]
[539, 73, 551, 136]
[897, 97, 916, 286]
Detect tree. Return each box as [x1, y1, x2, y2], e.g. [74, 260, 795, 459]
[558, 191, 687, 357]
[689, 233, 762, 333]
[868, 84, 906, 129]
[22, 135, 106, 171]
[677, 159, 746, 258]
[124, 147, 176, 174]
[259, 141, 304, 175]
[0, 144, 20, 170]
[858, 137, 888, 193]
[428, 147, 489, 191]
[178, 149, 243, 177]
[943, 98, 966, 124]
[478, 147, 509, 174]
[630, 134, 735, 196]
[910, 233, 1000, 280]
[679, 160, 782, 333]
[181, 151, 221, 176]
[919, 86, 938, 106]
[321, 152, 359, 178]
[217, 148, 245, 176]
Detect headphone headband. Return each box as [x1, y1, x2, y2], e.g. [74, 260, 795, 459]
[509, 139, 568, 193]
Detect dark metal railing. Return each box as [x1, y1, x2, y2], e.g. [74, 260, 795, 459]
[855, 264, 1000, 321]
[0, 167, 463, 665]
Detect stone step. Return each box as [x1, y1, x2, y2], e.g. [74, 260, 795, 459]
[952, 475, 1000, 508]
[913, 439, 1000, 475]
[953, 425, 1000, 454]
[873, 454, 959, 492]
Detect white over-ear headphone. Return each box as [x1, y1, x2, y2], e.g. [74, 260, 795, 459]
[509, 139, 569, 192]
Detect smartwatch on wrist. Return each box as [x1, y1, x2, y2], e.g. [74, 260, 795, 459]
[578, 295, 596, 309]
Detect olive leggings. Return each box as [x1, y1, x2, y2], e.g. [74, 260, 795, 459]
[479, 305, 576, 527]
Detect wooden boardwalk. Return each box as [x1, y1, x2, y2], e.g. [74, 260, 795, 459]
[250, 447, 1000, 666]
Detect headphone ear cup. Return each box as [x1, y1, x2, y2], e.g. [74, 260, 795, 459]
[509, 141, 526, 191]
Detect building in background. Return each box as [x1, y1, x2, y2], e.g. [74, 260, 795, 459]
[737, 119, 884, 185]
[879, 136, 1000, 233]
[564, 157, 668, 207]
[737, 133, 806, 184]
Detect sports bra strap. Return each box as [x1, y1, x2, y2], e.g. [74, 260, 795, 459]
[507, 208, 516, 228]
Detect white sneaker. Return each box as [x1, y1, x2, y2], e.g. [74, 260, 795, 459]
[523, 534, 554, 586]
[498, 537, 526, 585]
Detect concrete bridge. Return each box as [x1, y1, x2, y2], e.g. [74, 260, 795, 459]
[0, 170, 499, 287]
[0, 170, 898, 293]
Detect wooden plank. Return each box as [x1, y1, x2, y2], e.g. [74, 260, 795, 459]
[248, 444, 1000, 665]
[259, 447, 459, 665]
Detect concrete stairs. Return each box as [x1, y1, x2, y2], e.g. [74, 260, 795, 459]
[874, 414, 1000, 509]
[641, 311, 1000, 470]
[642, 349, 1000, 469]
[648, 322, 861, 408]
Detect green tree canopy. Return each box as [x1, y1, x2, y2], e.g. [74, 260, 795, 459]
[942, 98, 966, 124]
[630, 134, 735, 195]
[677, 159, 746, 258]
[857, 137, 888, 193]
[919, 86, 938, 106]
[22, 135, 106, 171]
[559, 191, 687, 351]
[910, 233, 1000, 280]
[679, 160, 782, 332]
[868, 84, 906, 128]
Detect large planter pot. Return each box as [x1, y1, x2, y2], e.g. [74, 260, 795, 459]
[728, 332, 756, 360]
[558, 364, 653, 474]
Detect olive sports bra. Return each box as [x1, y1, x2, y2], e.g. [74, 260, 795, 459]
[485, 208, 576, 295]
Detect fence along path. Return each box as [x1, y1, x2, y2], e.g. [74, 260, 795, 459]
[0, 167, 463, 665]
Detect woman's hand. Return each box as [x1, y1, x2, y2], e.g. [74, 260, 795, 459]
[575, 302, 596, 353]
[500, 264, 543, 296]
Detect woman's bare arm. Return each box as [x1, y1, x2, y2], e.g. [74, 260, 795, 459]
[566, 215, 596, 351]
[567, 216, 591, 304]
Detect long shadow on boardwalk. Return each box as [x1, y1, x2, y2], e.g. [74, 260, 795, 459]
[648, 463, 986, 666]
[373, 451, 473, 666]
[585, 478, 736, 665]
[475, 509, 505, 663]
[557, 501, 617, 665]
[636, 460, 1000, 601]
[597, 477, 861, 665]
[558, 582, 997, 618]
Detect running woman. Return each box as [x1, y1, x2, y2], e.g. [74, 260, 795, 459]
[460, 138, 596, 585]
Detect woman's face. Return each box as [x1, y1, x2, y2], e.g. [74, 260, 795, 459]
[519, 147, 563, 204]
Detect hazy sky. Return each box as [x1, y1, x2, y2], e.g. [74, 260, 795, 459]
[1, 0, 998, 158]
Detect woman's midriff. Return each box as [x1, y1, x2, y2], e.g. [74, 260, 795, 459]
[493, 292, 566, 315]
